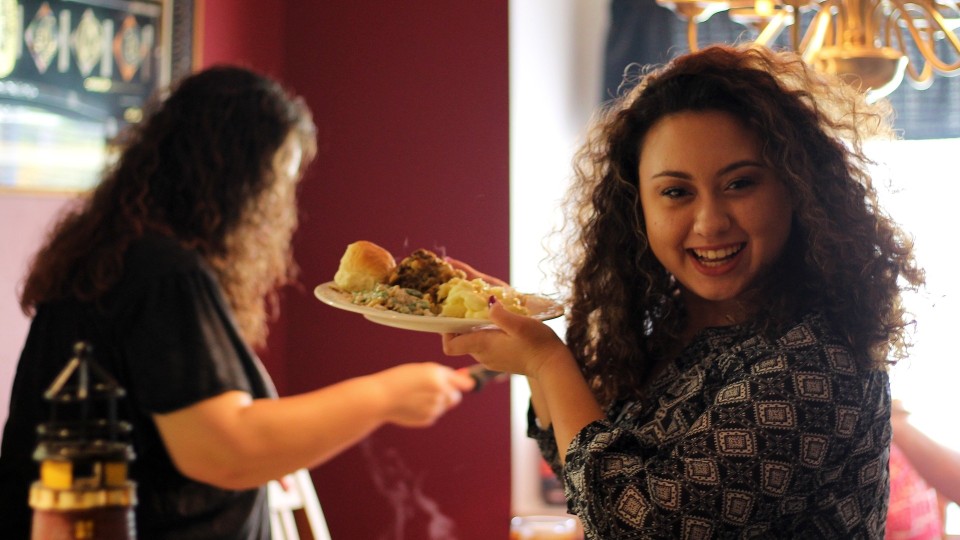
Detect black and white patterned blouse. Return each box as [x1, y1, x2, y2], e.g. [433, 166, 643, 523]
[530, 311, 891, 539]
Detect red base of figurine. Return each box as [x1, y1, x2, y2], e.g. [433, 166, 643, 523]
[31, 507, 136, 540]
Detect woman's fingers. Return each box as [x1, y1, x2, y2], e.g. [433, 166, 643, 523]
[486, 298, 526, 333]
[448, 365, 478, 392]
[444, 257, 509, 287]
[377, 363, 475, 427]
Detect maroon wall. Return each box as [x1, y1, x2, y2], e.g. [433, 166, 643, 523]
[201, 2, 511, 538]
[199, 0, 286, 79]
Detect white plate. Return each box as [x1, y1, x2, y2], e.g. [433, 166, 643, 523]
[314, 281, 564, 334]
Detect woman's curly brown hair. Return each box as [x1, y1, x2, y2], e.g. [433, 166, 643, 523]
[556, 44, 924, 407]
[19, 66, 318, 348]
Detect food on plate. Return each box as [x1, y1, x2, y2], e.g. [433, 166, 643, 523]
[436, 277, 529, 318]
[330, 241, 538, 320]
[349, 284, 435, 315]
[333, 240, 397, 292]
[387, 249, 465, 300]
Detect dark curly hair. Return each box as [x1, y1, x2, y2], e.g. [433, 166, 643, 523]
[20, 65, 318, 348]
[557, 44, 923, 407]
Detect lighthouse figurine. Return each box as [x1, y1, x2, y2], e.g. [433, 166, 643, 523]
[29, 341, 137, 539]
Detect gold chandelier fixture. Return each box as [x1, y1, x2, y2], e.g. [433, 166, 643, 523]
[656, 0, 960, 99]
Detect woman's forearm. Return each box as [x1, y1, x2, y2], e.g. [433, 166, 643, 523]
[531, 349, 604, 464]
[892, 413, 960, 503]
[528, 377, 551, 429]
[155, 364, 469, 489]
[155, 376, 391, 488]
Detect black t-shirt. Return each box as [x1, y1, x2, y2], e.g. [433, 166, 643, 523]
[0, 233, 276, 539]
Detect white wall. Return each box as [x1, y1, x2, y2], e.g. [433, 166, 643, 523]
[867, 138, 960, 449]
[508, 0, 608, 516]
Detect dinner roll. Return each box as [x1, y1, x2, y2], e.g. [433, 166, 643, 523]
[334, 241, 397, 292]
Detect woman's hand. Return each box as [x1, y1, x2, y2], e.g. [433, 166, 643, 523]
[371, 362, 476, 427]
[443, 299, 604, 463]
[441, 299, 569, 378]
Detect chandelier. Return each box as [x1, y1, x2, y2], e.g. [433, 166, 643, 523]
[656, 0, 960, 99]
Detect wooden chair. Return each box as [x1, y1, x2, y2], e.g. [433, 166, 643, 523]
[267, 469, 332, 540]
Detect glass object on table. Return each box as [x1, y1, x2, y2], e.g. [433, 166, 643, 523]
[509, 514, 580, 540]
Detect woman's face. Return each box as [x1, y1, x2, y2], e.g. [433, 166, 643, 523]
[638, 110, 793, 327]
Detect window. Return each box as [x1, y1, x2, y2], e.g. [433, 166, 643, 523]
[869, 138, 960, 449]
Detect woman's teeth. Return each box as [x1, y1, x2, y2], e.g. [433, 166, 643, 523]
[691, 245, 743, 267]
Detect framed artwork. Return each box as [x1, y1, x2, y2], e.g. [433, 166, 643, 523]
[0, 0, 196, 193]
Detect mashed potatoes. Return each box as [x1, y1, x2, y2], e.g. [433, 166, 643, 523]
[436, 277, 528, 319]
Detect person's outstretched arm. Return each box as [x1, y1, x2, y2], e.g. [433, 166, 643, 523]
[891, 400, 960, 503]
[153, 362, 475, 489]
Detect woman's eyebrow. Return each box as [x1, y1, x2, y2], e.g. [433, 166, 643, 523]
[650, 169, 691, 180]
[649, 159, 765, 180]
[718, 159, 765, 175]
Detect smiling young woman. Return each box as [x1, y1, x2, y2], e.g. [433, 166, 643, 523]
[442, 43, 923, 538]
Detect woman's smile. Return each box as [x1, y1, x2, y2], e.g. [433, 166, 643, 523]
[689, 242, 745, 271]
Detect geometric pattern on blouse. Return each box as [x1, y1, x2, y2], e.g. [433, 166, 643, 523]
[722, 489, 755, 525]
[648, 476, 681, 510]
[682, 517, 713, 540]
[530, 311, 892, 539]
[760, 461, 792, 495]
[616, 485, 651, 527]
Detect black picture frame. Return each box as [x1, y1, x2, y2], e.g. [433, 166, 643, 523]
[0, 0, 196, 193]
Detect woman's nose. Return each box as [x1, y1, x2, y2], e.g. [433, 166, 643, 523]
[692, 197, 731, 238]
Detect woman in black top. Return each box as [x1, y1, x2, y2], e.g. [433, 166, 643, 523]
[0, 66, 474, 539]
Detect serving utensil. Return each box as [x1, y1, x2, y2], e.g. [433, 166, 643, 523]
[465, 364, 508, 392]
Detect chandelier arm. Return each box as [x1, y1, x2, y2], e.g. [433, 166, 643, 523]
[889, 0, 960, 72]
[890, 12, 937, 82]
[688, 17, 701, 52]
[788, 0, 803, 48]
[799, 6, 837, 60]
[910, 0, 960, 53]
[755, 11, 791, 46]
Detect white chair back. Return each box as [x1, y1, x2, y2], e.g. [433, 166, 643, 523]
[267, 469, 332, 540]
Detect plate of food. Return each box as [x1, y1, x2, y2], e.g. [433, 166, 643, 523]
[314, 240, 564, 334]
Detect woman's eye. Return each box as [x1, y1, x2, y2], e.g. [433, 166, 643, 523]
[727, 177, 756, 190]
[661, 186, 689, 199]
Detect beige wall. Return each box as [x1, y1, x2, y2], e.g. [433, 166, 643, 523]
[0, 192, 71, 428]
